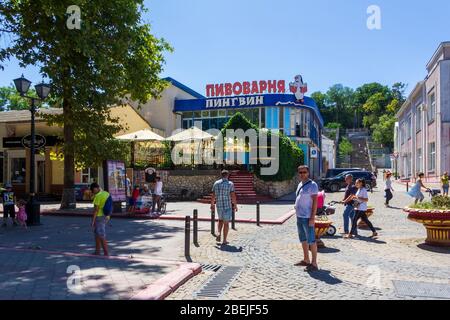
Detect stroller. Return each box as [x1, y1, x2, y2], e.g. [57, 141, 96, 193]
[426, 188, 441, 198]
[316, 191, 337, 236]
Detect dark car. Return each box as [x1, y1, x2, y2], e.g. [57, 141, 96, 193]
[324, 168, 362, 178]
[321, 171, 377, 193]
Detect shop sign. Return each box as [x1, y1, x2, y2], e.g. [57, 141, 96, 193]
[21, 134, 46, 149]
[310, 147, 318, 159]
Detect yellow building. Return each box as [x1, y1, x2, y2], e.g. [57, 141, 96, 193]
[0, 104, 154, 197]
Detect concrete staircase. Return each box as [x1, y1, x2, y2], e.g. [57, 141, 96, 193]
[349, 138, 373, 171]
[197, 170, 273, 204]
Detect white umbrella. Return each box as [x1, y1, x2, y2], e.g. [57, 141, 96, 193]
[165, 127, 214, 142]
[116, 128, 164, 141]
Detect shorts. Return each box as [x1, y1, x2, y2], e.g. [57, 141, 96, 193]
[296, 217, 316, 245]
[443, 185, 449, 193]
[94, 216, 107, 239]
[217, 208, 232, 222]
[3, 205, 15, 219]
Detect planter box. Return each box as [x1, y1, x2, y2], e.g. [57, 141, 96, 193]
[405, 208, 450, 247]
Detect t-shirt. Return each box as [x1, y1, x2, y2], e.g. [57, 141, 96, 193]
[93, 191, 110, 217]
[442, 175, 449, 186]
[355, 188, 369, 211]
[343, 184, 357, 206]
[294, 180, 319, 218]
[154, 181, 163, 196]
[385, 178, 392, 191]
[1, 191, 15, 206]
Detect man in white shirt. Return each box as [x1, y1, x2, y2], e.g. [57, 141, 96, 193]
[152, 177, 163, 213]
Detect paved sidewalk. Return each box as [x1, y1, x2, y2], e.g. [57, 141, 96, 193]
[168, 177, 450, 300]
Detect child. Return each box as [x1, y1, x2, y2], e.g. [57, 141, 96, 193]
[442, 172, 449, 197]
[346, 179, 378, 239]
[128, 185, 140, 213]
[1, 183, 17, 227]
[16, 199, 28, 229]
[408, 173, 428, 204]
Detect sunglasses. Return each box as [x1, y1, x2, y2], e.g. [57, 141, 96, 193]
[298, 171, 308, 174]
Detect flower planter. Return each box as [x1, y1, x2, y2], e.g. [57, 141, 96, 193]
[358, 207, 374, 229]
[314, 220, 333, 248]
[405, 208, 450, 247]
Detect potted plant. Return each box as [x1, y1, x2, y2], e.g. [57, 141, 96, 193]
[404, 196, 450, 247]
[315, 216, 333, 248]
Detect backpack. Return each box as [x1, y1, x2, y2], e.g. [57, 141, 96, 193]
[103, 194, 113, 217]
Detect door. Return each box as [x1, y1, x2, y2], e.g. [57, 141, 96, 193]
[37, 161, 45, 193]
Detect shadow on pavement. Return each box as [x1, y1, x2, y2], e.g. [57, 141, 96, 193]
[355, 236, 387, 244]
[318, 247, 340, 254]
[417, 243, 450, 254]
[215, 244, 243, 253]
[308, 269, 343, 285]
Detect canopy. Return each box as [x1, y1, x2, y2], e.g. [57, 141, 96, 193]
[116, 129, 165, 142]
[165, 127, 214, 142]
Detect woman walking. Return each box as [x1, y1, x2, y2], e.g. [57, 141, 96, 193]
[407, 173, 428, 204]
[346, 178, 378, 239]
[441, 172, 449, 197]
[384, 172, 394, 207]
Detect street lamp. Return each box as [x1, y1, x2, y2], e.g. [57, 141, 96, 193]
[13, 74, 51, 226]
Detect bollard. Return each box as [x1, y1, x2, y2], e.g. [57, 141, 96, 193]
[193, 209, 198, 246]
[232, 208, 236, 230]
[211, 210, 215, 236]
[184, 216, 190, 258]
[256, 201, 260, 226]
[406, 182, 409, 192]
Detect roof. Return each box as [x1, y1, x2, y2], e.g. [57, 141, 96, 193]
[426, 41, 450, 70]
[396, 81, 425, 118]
[163, 77, 205, 99]
[0, 108, 62, 123]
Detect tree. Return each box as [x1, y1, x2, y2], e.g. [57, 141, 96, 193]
[371, 114, 396, 147]
[0, 85, 35, 110]
[338, 137, 353, 157]
[1, 1, 172, 208]
[325, 84, 354, 124]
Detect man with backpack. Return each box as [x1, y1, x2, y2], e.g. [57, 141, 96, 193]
[90, 183, 112, 256]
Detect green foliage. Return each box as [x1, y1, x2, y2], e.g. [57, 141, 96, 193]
[0, 1, 172, 175]
[338, 137, 353, 156]
[371, 114, 397, 147]
[325, 122, 342, 129]
[221, 112, 304, 182]
[410, 196, 450, 210]
[0, 85, 33, 110]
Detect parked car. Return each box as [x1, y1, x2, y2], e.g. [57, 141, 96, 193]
[321, 171, 377, 193]
[324, 168, 363, 179]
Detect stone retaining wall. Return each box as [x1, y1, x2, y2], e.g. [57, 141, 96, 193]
[254, 175, 299, 199]
[160, 170, 220, 201]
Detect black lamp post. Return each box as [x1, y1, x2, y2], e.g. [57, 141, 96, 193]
[13, 75, 51, 226]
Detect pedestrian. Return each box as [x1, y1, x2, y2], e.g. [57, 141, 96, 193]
[1, 183, 17, 227]
[346, 178, 378, 239]
[293, 165, 319, 272]
[384, 172, 394, 207]
[441, 172, 449, 197]
[140, 184, 152, 197]
[128, 185, 140, 213]
[210, 170, 237, 246]
[90, 183, 110, 256]
[407, 173, 428, 204]
[15, 199, 28, 229]
[152, 177, 163, 213]
[341, 174, 357, 236]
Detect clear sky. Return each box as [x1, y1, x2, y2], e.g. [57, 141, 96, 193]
[1, 0, 449, 96]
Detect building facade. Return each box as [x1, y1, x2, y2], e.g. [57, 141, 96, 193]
[395, 42, 450, 181]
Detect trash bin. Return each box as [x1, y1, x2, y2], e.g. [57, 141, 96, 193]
[26, 200, 41, 226]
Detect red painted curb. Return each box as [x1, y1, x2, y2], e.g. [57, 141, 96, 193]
[130, 263, 202, 300]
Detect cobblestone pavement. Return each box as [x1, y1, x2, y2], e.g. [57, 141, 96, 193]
[169, 178, 450, 300]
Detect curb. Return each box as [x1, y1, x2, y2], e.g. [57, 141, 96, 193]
[42, 210, 296, 225]
[130, 262, 202, 300]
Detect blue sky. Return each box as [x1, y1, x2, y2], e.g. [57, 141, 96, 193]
[1, 0, 449, 96]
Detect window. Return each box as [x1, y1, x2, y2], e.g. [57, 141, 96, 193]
[81, 168, 98, 184]
[400, 121, 405, 145]
[416, 105, 422, 132]
[407, 115, 412, 140]
[428, 142, 436, 171]
[428, 93, 436, 123]
[11, 158, 26, 184]
[416, 148, 422, 173]
[0, 152, 3, 183]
